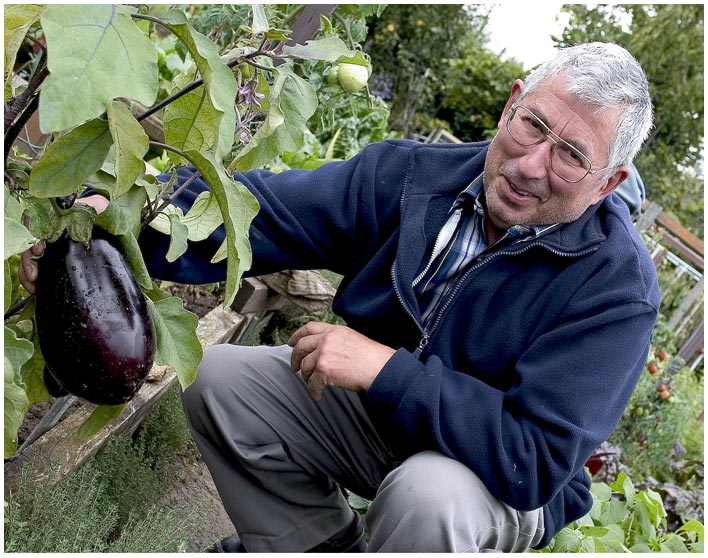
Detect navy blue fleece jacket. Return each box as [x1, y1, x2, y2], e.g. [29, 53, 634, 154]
[140, 139, 661, 547]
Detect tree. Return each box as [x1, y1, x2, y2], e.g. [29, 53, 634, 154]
[364, 4, 489, 136]
[554, 4, 704, 236]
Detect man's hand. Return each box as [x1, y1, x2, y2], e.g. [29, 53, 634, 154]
[18, 194, 109, 294]
[288, 321, 396, 401]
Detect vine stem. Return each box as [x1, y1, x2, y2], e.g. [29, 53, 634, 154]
[140, 141, 201, 231]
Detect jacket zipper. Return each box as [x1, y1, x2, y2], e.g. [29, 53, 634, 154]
[403, 241, 600, 359]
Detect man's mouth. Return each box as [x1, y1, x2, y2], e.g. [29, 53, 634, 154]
[504, 177, 540, 202]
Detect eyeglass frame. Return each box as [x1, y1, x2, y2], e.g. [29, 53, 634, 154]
[506, 103, 614, 183]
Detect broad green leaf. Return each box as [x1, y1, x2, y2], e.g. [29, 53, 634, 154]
[4, 4, 44, 95]
[678, 519, 705, 541]
[162, 10, 237, 161]
[338, 50, 370, 67]
[94, 188, 152, 290]
[590, 481, 612, 502]
[28, 118, 113, 198]
[230, 67, 318, 172]
[107, 101, 149, 198]
[95, 181, 147, 238]
[163, 72, 219, 163]
[47, 203, 96, 244]
[154, 190, 223, 242]
[4, 260, 13, 313]
[144, 295, 202, 390]
[4, 217, 36, 259]
[75, 404, 126, 438]
[581, 526, 609, 538]
[166, 213, 189, 263]
[183, 150, 259, 307]
[611, 472, 635, 504]
[659, 534, 689, 553]
[251, 4, 269, 34]
[4, 185, 23, 221]
[636, 489, 666, 527]
[21, 196, 52, 239]
[184, 191, 223, 240]
[39, 4, 158, 132]
[5, 326, 33, 458]
[21, 332, 52, 405]
[551, 528, 583, 553]
[280, 37, 354, 62]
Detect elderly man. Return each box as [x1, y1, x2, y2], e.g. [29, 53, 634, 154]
[22, 42, 658, 552]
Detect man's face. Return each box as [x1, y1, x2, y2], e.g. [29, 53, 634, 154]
[483, 76, 629, 234]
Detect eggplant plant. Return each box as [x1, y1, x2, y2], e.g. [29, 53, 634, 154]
[4, 3, 376, 457]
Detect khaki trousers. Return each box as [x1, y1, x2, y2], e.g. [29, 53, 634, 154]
[181, 344, 545, 552]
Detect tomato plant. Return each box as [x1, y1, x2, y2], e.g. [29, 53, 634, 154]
[4, 4, 378, 457]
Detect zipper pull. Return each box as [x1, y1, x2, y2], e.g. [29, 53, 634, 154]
[413, 333, 430, 359]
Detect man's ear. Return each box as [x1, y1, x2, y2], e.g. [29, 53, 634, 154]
[595, 166, 631, 202]
[498, 79, 525, 127]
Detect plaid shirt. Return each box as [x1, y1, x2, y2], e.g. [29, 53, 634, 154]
[413, 174, 557, 327]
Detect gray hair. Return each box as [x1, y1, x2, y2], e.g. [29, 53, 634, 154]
[518, 42, 653, 171]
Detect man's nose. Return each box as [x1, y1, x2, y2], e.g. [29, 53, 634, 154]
[517, 140, 553, 180]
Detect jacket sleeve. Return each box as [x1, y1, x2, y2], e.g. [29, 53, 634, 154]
[139, 141, 409, 284]
[363, 294, 659, 512]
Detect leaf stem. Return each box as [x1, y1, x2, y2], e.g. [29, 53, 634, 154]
[140, 142, 202, 231]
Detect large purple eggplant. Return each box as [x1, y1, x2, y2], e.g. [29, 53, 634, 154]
[35, 228, 156, 405]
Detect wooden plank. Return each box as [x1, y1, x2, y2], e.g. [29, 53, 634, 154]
[634, 201, 663, 232]
[659, 231, 704, 271]
[656, 211, 704, 256]
[4, 305, 244, 496]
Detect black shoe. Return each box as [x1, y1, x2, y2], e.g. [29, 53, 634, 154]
[209, 534, 247, 553]
[308, 512, 367, 553]
[209, 512, 367, 553]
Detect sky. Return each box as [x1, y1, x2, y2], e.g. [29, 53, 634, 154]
[485, 3, 570, 69]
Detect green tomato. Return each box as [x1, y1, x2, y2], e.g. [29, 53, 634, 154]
[326, 65, 339, 86]
[338, 63, 369, 93]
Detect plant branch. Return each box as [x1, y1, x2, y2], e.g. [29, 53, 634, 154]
[4, 94, 40, 166]
[140, 142, 202, 230]
[5, 55, 48, 130]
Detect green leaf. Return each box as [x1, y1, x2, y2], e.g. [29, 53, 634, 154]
[551, 528, 583, 553]
[75, 404, 126, 438]
[39, 4, 158, 132]
[21, 196, 52, 239]
[611, 471, 636, 504]
[21, 333, 52, 405]
[677, 519, 705, 541]
[163, 72, 219, 163]
[4, 326, 33, 458]
[4, 217, 36, 259]
[251, 4, 269, 34]
[182, 150, 259, 307]
[280, 37, 354, 62]
[4, 4, 44, 95]
[28, 118, 113, 198]
[4, 260, 13, 313]
[47, 203, 96, 244]
[107, 101, 149, 198]
[161, 9, 237, 161]
[166, 213, 189, 263]
[590, 481, 612, 502]
[144, 295, 202, 391]
[230, 66, 318, 172]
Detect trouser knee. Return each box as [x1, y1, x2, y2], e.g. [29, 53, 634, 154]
[366, 451, 544, 552]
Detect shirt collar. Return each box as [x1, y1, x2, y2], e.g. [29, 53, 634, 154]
[453, 173, 560, 240]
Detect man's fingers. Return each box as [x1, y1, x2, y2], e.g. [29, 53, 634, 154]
[290, 333, 320, 372]
[287, 321, 328, 347]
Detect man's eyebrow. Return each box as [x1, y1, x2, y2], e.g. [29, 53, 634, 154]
[527, 103, 591, 157]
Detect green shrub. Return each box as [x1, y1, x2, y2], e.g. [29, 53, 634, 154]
[536, 472, 704, 553]
[4, 385, 205, 553]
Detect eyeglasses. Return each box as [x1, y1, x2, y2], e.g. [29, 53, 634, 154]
[506, 104, 612, 183]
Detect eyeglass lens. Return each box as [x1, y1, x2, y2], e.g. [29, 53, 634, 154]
[507, 106, 591, 182]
